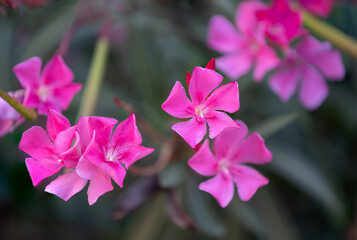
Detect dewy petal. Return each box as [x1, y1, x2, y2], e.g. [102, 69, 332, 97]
[111, 114, 142, 149]
[46, 109, 71, 143]
[188, 67, 223, 105]
[19, 126, 57, 161]
[119, 146, 154, 169]
[199, 172, 234, 208]
[54, 126, 77, 153]
[204, 81, 239, 113]
[25, 158, 63, 186]
[230, 165, 269, 201]
[232, 133, 272, 164]
[269, 65, 300, 102]
[87, 171, 114, 205]
[171, 117, 207, 148]
[253, 46, 280, 82]
[41, 55, 74, 86]
[235, 0, 266, 36]
[299, 64, 329, 110]
[161, 81, 193, 119]
[45, 170, 87, 201]
[52, 83, 82, 110]
[187, 140, 218, 177]
[207, 15, 242, 53]
[216, 51, 253, 80]
[206, 111, 239, 139]
[76, 156, 99, 180]
[13, 57, 42, 89]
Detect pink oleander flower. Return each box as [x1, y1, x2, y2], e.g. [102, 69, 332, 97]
[19, 110, 86, 201]
[269, 36, 345, 110]
[0, 90, 25, 137]
[298, 0, 333, 17]
[256, 0, 303, 46]
[13, 55, 82, 115]
[76, 114, 154, 205]
[188, 120, 272, 207]
[162, 63, 240, 148]
[208, 1, 280, 81]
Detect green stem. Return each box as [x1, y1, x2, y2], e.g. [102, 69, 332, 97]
[303, 11, 357, 59]
[0, 89, 37, 120]
[76, 37, 109, 119]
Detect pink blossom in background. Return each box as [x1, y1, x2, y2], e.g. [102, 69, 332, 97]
[298, 0, 334, 17]
[13, 55, 82, 115]
[207, 1, 280, 81]
[162, 64, 240, 148]
[76, 114, 154, 205]
[18, 110, 86, 200]
[188, 120, 272, 207]
[0, 90, 25, 137]
[269, 36, 345, 110]
[256, 0, 303, 46]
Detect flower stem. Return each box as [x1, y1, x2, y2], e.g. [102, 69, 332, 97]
[76, 36, 109, 118]
[303, 11, 357, 59]
[0, 89, 37, 120]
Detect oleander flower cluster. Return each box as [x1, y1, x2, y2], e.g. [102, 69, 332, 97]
[207, 0, 344, 110]
[19, 109, 154, 205]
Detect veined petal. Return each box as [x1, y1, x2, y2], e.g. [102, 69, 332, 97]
[111, 114, 142, 148]
[41, 55, 74, 86]
[87, 171, 114, 205]
[45, 170, 87, 201]
[188, 67, 223, 105]
[199, 172, 234, 208]
[13, 57, 42, 89]
[230, 165, 269, 201]
[25, 158, 63, 186]
[204, 81, 239, 113]
[188, 140, 218, 176]
[162, 81, 193, 118]
[172, 117, 207, 148]
[269, 65, 300, 102]
[216, 52, 253, 80]
[119, 146, 154, 169]
[46, 109, 71, 143]
[206, 111, 239, 139]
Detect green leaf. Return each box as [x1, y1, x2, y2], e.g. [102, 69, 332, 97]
[158, 162, 186, 188]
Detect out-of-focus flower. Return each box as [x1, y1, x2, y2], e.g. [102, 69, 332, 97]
[19, 110, 86, 200]
[0, 90, 25, 137]
[76, 114, 154, 205]
[256, 0, 303, 46]
[207, 1, 280, 81]
[188, 120, 272, 207]
[269, 36, 345, 110]
[162, 64, 240, 148]
[0, 0, 46, 8]
[13, 55, 82, 115]
[298, 0, 334, 17]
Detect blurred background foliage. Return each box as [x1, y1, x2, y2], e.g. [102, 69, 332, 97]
[0, 0, 357, 239]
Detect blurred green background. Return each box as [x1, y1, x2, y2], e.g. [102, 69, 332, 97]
[0, 0, 357, 239]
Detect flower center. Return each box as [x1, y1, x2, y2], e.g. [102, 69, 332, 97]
[105, 147, 119, 162]
[218, 158, 231, 174]
[195, 105, 208, 119]
[37, 85, 50, 101]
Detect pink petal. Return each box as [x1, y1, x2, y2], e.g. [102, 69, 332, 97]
[76, 156, 99, 180]
[230, 165, 269, 201]
[99, 163, 127, 188]
[216, 52, 253, 80]
[45, 170, 87, 201]
[253, 46, 280, 81]
[0, 119, 15, 137]
[207, 15, 242, 53]
[299, 64, 329, 110]
[111, 114, 142, 148]
[87, 171, 114, 205]
[54, 126, 77, 153]
[235, 0, 266, 36]
[199, 172, 234, 208]
[188, 67, 223, 105]
[60, 132, 81, 169]
[41, 55, 74, 86]
[77, 116, 91, 151]
[308, 50, 344, 80]
[19, 126, 57, 161]
[52, 83, 82, 110]
[299, 0, 333, 17]
[0, 90, 23, 119]
[88, 116, 118, 146]
[269, 65, 300, 102]
[82, 131, 105, 166]
[206, 111, 239, 139]
[13, 57, 42, 89]
[118, 146, 154, 168]
[187, 140, 218, 176]
[172, 117, 207, 148]
[161, 81, 194, 118]
[46, 109, 71, 142]
[25, 158, 63, 186]
[204, 81, 239, 113]
[205, 58, 216, 71]
[36, 99, 62, 115]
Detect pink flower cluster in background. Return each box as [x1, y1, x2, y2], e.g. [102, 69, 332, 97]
[19, 110, 154, 205]
[207, 0, 344, 110]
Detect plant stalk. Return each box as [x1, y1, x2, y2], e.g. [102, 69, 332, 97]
[0, 89, 37, 120]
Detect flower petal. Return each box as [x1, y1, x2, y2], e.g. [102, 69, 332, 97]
[188, 140, 218, 176]
[54, 126, 77, 153]
[76, 156, 99, 180]
[88, 116, 118, 146]
[269, 65, 300, 102]
[308, 50, 345, 80]
[13, 57, 42, 89]
[230, 165, 269, 201]
[235, 0, 266, 36]
[46, 109, 71, 142]
[199, 172, 234, 208]
[25, 158, 63, 186]
[253, 46, 280, 81]
[99, 163, 127, 188]
[188, 67, 223, 105]
[172, 117, 207, 148]
[111, 114, 142, 149]
[41, 55, 74, 86]
[206, 111, 239, 139]
[204, 81, 239, 113]
[162, 81, 193, 118]
[87, 171, 114, 205]
[45, 170, 87, 201]
[60, 132, 81, 169]
[216, 52, 253, 80]
[52, 83, 82, 110]
[119, 146, 154, 169]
